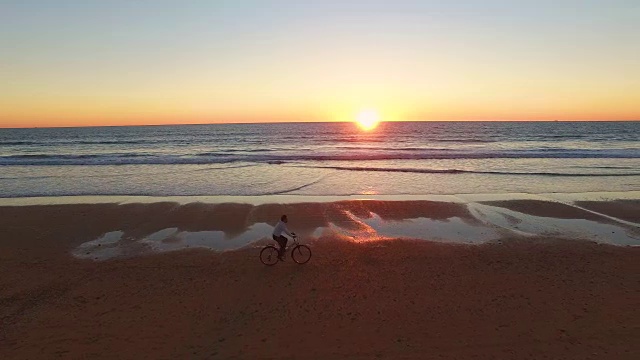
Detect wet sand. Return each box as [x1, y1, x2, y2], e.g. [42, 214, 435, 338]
[575, 200, 640, 224]
[1, 197, 639, 359]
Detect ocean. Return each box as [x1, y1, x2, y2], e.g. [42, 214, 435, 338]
[0, 121, 638, 197]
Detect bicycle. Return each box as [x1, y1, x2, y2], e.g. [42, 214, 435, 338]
[260, 235, 311, 266]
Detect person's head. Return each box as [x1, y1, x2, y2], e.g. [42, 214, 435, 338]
[281, 214, 288, 223]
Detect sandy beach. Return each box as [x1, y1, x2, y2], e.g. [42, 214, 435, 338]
[1, 195, 639, 359]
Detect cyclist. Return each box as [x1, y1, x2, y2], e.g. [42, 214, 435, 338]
[272, 214, 296, 261]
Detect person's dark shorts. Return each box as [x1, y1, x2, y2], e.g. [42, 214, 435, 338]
[272, 234, 288, 250]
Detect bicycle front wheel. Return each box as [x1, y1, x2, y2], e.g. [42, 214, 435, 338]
[291, 245, 311, 264]
[260, 245, 280, 266]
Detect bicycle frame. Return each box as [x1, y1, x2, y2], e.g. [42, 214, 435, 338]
[285, 236, 300, 249]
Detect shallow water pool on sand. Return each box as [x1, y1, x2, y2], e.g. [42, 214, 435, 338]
[71, 196, 640, 260]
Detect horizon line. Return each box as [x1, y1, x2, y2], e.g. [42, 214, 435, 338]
[1, 119, 638, 130]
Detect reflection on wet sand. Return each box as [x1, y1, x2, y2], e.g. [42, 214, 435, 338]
[68, 198, 640, 260]
[358, 214, 502, 244]
[469, 203, 640, 245]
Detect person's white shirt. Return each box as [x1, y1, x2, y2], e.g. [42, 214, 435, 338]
[272, 220, 293, 237]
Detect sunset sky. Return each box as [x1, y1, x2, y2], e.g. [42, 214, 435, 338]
[1, 0, 639, 128]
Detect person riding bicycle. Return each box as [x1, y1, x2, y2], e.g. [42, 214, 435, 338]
[272, 214, 296, 261]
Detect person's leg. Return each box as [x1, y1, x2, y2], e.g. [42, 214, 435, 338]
[272, 235, 282, 255]
[278, 235, 288, 258]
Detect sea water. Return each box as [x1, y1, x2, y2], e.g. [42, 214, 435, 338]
[1, 121, 638, 197]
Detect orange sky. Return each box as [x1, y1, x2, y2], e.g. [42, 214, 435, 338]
[2, 1, 639, 128]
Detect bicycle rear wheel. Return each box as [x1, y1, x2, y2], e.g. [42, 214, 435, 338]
[260, 246, 280, 266]
[291, 245, 311, 264]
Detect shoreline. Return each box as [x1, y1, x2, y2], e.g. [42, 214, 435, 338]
[1, 190, 639, 206]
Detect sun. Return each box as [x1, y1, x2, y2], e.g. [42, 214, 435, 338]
[355, 109, 381, 130]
